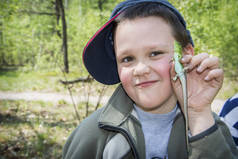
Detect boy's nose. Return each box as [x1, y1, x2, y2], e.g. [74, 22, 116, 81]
[133, 62, 150, 76]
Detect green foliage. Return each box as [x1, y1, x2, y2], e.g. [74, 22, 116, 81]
[171, 0, 238, 79]
[0, 0, 237, 79]
[0, 0, 60, 70]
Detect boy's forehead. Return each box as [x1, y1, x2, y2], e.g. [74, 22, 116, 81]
[116, 16, 172, 33]
[115, 17, 174, 46]
[115, 42, 172, 56]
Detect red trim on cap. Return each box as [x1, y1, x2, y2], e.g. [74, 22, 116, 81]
[82, 12, 122, 65]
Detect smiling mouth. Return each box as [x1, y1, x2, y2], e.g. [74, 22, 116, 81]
[135, 80, 158, 88]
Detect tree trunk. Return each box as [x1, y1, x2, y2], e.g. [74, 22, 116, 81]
[57, 0, 69, 73]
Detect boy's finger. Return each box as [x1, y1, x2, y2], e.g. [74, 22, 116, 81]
[204, 68, 224, 82]
[187, 53, 209, 70]
[197, 56, 219, 73]
[180, 55, 192, 64]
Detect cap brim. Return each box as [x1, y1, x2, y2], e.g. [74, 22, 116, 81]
[83, 13, 121, 85]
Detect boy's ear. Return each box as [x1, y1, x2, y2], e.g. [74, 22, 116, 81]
[183, 43, 194, 56]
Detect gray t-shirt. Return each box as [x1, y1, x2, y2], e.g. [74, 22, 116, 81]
[134, 105, 177, 159]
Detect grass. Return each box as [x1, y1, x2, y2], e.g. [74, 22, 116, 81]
[0, 99, 95, 159]
[0, 68, 116, 96]
[0, 68, 114, 158]
[0, 68, 76, 93]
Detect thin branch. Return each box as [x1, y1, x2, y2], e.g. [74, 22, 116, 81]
[67, 85, 81, 122]
[18, 10, 59, 16]
[95, 85, 108, 111]
[54, 57, 81, 122]
[85, 83, 92, 117]
[59, 76, 93, 84]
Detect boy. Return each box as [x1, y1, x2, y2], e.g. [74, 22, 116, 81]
[63, 0, 238, 158]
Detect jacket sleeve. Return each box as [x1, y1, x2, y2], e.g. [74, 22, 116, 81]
[62, 109, 108, 159]
[189, 113, 238, 159]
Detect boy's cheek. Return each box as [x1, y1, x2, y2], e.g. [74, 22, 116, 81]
[153, 59, 171, 78]
[118, 68, 131, 86]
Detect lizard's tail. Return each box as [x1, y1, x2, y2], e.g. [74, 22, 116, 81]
[181, 75, 189, 153]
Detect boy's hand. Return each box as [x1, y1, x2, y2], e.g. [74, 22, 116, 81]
[170, 52, 224, 136]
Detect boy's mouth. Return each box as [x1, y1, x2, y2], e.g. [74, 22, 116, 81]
[135, 80, 158, 88]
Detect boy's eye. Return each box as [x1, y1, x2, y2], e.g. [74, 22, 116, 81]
[150, 51, 163, 57]
[121, 56, 133, 63]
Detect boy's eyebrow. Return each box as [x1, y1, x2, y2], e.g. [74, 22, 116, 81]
[145, 43, 172, 53]
[116, 50, 132, 59]
[116, 43, 171, 56]
[148, 44, 170, 50]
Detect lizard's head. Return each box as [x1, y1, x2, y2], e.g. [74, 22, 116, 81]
[174, 41, 182, 60]
[174, 52, 181, 60]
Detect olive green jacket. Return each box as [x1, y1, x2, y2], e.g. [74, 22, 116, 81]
[63, 85, 238, 159]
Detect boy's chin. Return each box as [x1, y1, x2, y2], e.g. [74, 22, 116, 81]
[135, 102, 163, 113]
[134, 95, 177, 114]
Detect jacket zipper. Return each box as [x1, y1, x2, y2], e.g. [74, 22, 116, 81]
[99, 124, 140, 159]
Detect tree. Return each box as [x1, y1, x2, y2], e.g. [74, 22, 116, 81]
[56, 0, 69, 73]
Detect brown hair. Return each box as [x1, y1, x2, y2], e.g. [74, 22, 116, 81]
[113, 2, 190, 48]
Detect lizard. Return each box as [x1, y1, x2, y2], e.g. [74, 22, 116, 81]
[173, 41, 189, 153]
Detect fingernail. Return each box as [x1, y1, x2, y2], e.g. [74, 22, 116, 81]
[186, 64, 192, 70]
[197, 66, 202, 72]
[181, 58, 185, 62]
[205, 76, 209, 81]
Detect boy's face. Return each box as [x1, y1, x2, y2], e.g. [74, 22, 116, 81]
[114, 16, 177, 114]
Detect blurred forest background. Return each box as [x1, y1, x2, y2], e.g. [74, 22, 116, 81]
[0, 0, 237, 158]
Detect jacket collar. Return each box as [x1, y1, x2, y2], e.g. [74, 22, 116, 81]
[98, 84, 134, 126]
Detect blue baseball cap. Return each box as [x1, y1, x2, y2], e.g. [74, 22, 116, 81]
[83, 0, 193, 85]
